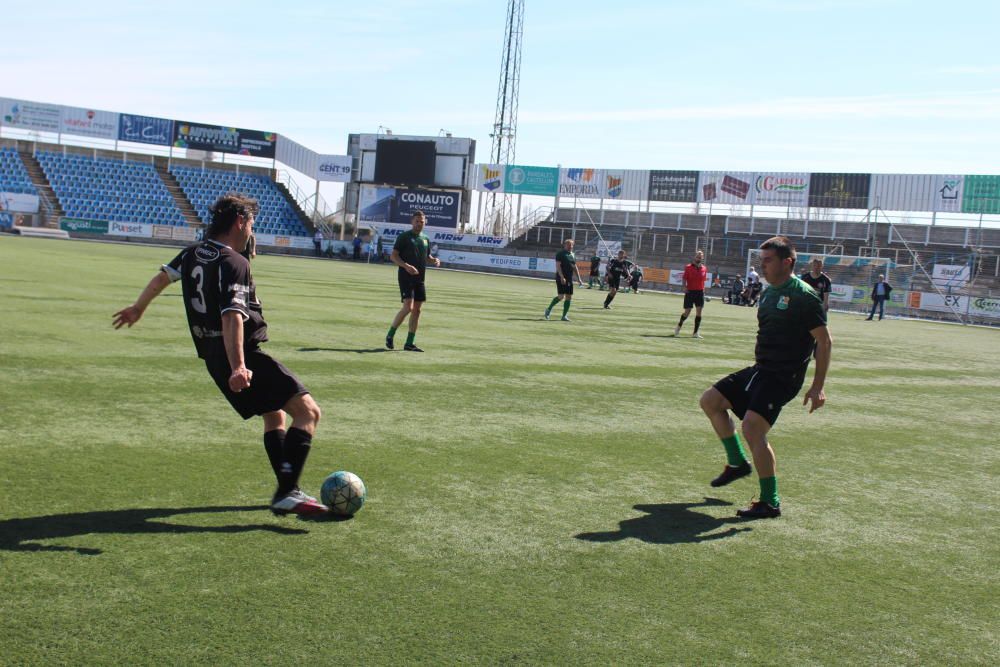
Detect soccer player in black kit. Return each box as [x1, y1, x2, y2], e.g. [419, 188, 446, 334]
[113, 194, 327, 517]
[603, 249, 630, 309]
[800, 257, 832, 313]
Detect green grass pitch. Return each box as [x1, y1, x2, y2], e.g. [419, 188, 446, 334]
[1, 236, 997, 665]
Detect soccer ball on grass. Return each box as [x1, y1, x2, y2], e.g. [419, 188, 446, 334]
[321, 471, 366, 516]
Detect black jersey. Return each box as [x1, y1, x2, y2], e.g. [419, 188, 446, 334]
[607, 257, 629, 278]
[162, 240, 269, 359]
[393, 230, 431, 277]
[800, 271, 832, 298]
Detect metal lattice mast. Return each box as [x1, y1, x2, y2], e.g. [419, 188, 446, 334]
[486, 0, 524, 236]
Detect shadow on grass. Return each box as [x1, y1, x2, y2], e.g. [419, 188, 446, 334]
[640, 334, 678, 339]
[0, 505, 307, 555]
[298, 347, 389, 353]
[506, 318, 547, 322]
[575, 498, 750, 544]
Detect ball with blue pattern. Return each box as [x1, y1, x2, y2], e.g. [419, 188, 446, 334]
[321, 471, 366, 516]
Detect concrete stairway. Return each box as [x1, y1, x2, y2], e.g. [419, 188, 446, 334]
[153, 158, 203, 227]
[17, 150, 63, 227]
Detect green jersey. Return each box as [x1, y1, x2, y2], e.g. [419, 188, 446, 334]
[755, 275, 827, 377]
[393, 230, 431, 275]
[555, 249, 576, 280]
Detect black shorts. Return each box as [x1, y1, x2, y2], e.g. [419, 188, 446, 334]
[398, 271, 427, 302]
[556, 276, 574, 295]
[607, 275, 622, 290]
[713, 365, 805, 426]
[589, 266, 600, 277]
[684, 290, 705, 309]
[205, 348, 309, 420]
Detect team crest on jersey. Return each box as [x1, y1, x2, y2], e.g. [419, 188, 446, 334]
[195, 245, 221, 262]
[777, 295, 790, 310]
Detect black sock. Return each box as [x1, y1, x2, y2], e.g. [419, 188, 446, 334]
[263, 429, 286, 483]
[678, 314, 688, 327]
[277, 427, 313, 495]
[605, 292, 616, 306]
[694, 316, 702, 334]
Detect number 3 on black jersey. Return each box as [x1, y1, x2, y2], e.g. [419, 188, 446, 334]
[190, 265, 207, 313]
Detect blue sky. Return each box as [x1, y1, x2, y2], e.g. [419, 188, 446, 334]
[3, 0, 999, 174]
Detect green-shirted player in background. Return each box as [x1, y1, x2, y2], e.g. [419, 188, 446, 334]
[545, 239, 584, 321]
[386, 211, 440, 352]
[588, 253, 603, 289]
[698, 236, 832, 519]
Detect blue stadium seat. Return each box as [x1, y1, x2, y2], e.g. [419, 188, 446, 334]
[35, 151, 186, 226]
[0, 148, 38, 196]
[169, 165, 308, 235]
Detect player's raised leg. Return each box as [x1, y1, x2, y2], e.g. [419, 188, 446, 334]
[700, 387, 752, 486]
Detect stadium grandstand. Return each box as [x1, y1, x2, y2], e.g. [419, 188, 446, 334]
[170, 164, 309, 236]
[1, 136, 318, 246]
[36, 150, 187, 226]
[2, 94, 998, 325]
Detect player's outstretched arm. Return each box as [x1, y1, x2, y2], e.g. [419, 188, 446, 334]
[112, 271, 172, 329]
[804, 325, 832, 413]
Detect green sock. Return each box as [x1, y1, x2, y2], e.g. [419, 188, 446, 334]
[562, 300, 571, 316]
[405, 332, 416, 346]
[721, 434, 749, 467]
[547, 297, 560, 312]
[759, 476, 779, 506]
[387, 326, 397, 339]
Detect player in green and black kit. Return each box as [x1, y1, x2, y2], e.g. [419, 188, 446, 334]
[545, 239, 584, 321]
[588, 254, 603, 289]
[698, 236, 832, 519]
[386, 211, 440, 352]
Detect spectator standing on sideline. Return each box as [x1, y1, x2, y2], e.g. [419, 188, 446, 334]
[866, 274, 893, 320]
[313, 229, 323, 257]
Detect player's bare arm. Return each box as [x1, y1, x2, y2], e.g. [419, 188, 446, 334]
[112, 270, 172, 329]
[221, 310, 252, 392]
[391, 248, 419, 275]
[803, 325, 832, 413]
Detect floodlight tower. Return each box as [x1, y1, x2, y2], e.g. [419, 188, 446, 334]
[485, 0, 524, 236]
